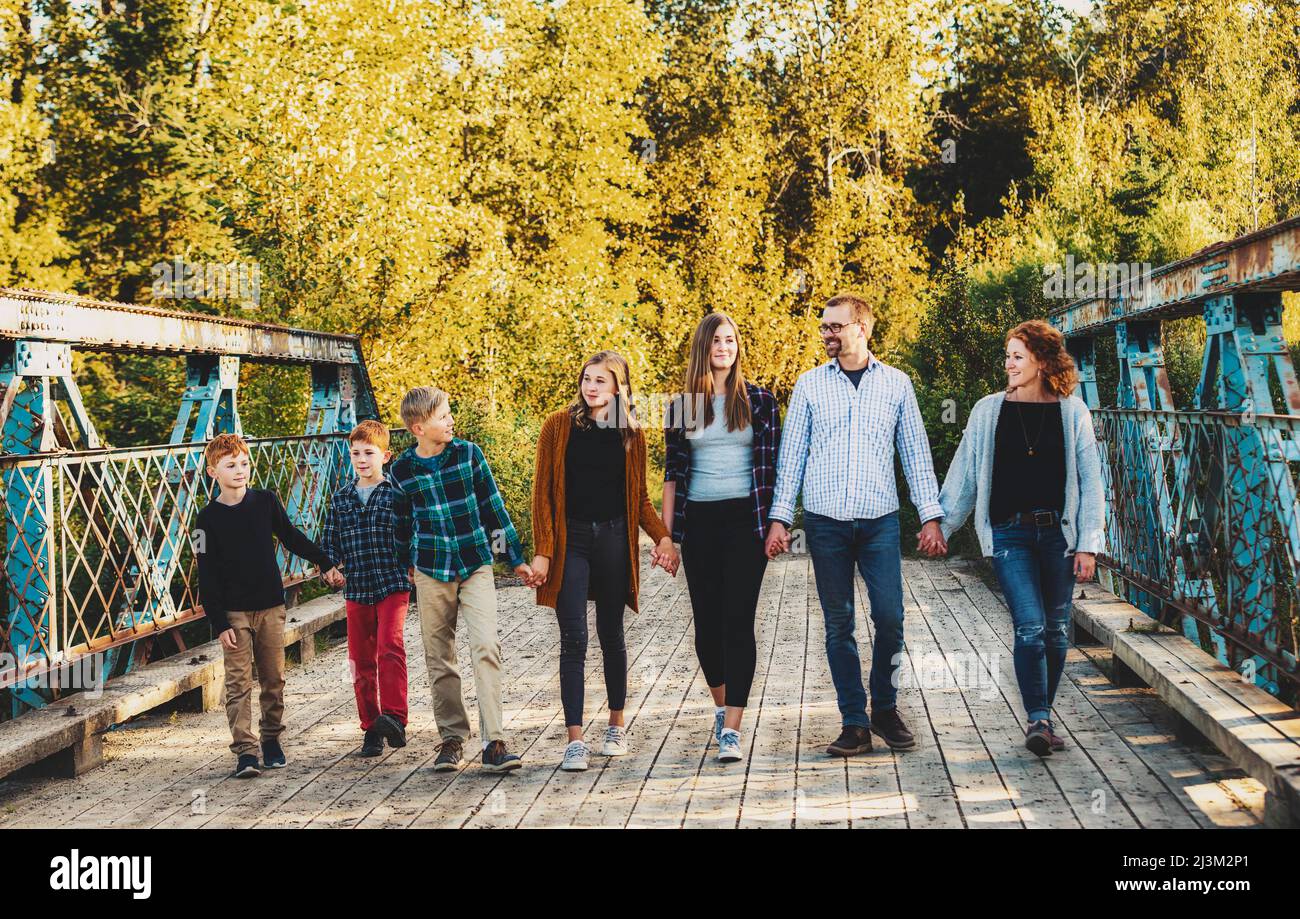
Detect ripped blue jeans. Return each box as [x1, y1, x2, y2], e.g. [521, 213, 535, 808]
[990, 517, 1075, 724]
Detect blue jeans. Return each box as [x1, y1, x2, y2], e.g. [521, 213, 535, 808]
[804, 511, 905, 728]
[990, 518, 1076, 724]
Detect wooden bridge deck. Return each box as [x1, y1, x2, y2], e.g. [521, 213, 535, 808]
[0, 557, 1264, 829]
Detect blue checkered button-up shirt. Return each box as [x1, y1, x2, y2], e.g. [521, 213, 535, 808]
[320, 477, 412, 604]
[770, 355, 943, 526]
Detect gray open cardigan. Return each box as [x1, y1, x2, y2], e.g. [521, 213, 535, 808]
[937, 391, 1106, 558]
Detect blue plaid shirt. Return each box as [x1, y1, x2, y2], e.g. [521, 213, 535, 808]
[664, 382, 782, 543]
[320, 477, 411, 604]
[389, 439, 526, 582]
[771, 355, 943, 525]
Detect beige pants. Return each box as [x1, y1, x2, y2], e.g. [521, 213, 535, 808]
[222, 605, 287, 756]
[413, 566, 503, 744]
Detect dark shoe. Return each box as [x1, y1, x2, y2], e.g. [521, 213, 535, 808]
[360, 728, 384, 757]
[375, 713, 407, 749]
[482, 740, 522, 773]
[826, 725, 873, 757]
[871, 707, 917, 751]
[1048, 725, 1066, 752]
[1025, 721, 1052, 758]
[433, 738, 464, 772]
[234, 753, 262, 778]
[261, 739, 287, 769]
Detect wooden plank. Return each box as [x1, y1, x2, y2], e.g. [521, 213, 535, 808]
[860, 574, 961, 828]
[735, 556, 807, 828]
[1071, 588, 1300, 814]
[0, 592, 349, 782]
[509, 572, 696, 828]
[906, 561, 1083, 827]
[946, 562, 1235, 828]
[676, 557, 789, 829]
[410, 559, 682, 829]
[792, 557, 855, 828]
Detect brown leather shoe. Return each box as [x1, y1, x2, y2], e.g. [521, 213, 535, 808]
[1048, 726, 1066, 752]
[871, 707, 917, 750]
[433, 738, 464, 771]
[826, 725, 873, 757]
[1025, 721, 1052, 757]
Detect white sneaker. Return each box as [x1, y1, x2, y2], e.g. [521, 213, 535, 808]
[601, 724, 628, 756]
[713, 710, 725, 744]
[561, 740, 589, 771]
[717, 728, 743, 763]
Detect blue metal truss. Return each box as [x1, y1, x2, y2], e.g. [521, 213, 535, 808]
[0, 290, 379, 715]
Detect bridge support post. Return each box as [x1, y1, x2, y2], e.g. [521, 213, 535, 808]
[1193, 293, 1299, 694]
[0, 341, 106, 715]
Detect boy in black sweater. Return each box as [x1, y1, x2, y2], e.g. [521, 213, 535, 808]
[194, 433, 343, 778]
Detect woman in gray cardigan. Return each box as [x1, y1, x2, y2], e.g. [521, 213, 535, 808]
[927, 319, 1105, 757]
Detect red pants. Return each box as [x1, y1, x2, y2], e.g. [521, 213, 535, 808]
[346, 592, 410, 729]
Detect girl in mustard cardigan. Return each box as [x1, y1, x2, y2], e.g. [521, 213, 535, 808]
[530, 351, 678, 772]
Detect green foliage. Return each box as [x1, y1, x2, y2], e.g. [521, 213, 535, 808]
[1, 0, 1300, 564]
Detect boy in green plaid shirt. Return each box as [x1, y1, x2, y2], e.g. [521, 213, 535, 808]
[390, 386, 535, 773]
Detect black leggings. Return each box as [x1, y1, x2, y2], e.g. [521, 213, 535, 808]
[681, 498, 768, 708]
[555, 516, 629, 727]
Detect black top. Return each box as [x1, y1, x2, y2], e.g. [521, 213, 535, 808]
[840, 364, 868, 388]
[565, 419, 626, 522]
[195, 488, 335, 635]
[989, 400, 1066, 523]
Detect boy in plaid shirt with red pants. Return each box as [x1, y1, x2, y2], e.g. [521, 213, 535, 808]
[321, 420, 412, 757]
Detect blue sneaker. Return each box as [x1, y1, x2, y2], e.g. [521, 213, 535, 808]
[713, 710, 725, 745]
[234, 753, 261, 778]
[261, 739, 287, 769]
[717, 729, 743, 763]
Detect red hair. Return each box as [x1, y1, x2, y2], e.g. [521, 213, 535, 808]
[1007, 320, 1078, 397]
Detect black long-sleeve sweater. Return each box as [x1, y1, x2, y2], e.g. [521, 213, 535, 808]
[194, 488, 335, 634]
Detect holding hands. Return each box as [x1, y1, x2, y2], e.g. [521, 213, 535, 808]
[764, 521, 791, 560]
[323, 566, 346, 588]
[917, 520, 947, 558]
[651, 537, 680, 577]
[515, 561, 539, 587]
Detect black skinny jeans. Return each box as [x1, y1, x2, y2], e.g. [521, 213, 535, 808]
[555, 516, 629, 727]
[681, 498, 768, 708]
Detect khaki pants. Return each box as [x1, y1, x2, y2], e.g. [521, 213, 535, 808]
[413, 566, 503, 744]
[222, 605, 287, 756]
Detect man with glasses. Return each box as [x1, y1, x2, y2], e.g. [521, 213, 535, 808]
[766, 291, 946, 756]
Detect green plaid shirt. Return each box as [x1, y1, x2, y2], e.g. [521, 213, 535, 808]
[389, 439, 526, 582]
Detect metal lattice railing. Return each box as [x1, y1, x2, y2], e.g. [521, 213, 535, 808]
[1094, 408, 1300, 688]
[0, 431, 409, 691]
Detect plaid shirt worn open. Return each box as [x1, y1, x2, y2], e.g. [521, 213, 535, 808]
[389, 439, 526, 582]
[320, 477, 411, 604]
[770, 355, 943, 526]
[664, 382, 782, 544]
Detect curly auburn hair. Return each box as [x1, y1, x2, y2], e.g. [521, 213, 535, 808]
[1006, 320, 1078, 397]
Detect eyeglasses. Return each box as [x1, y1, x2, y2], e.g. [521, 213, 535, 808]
[818, 321, 861, 336]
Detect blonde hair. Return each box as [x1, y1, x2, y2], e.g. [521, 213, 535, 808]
[399, 386, 448, 429]
[349, 419, 390, 451]
[204, 432, 249, 469]
[567, 351, 639, 452]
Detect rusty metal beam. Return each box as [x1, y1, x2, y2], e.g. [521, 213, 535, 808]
[0, 287, 360, 364]
[1050, 216, 1300, 336]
